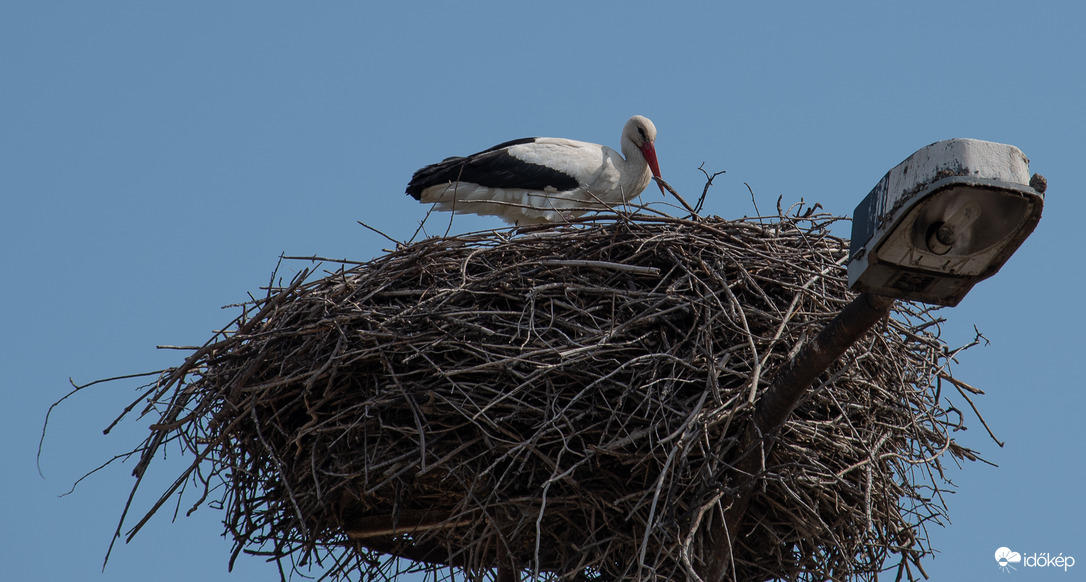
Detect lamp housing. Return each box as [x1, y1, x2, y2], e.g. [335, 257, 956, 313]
[848, 138, 1044, 306]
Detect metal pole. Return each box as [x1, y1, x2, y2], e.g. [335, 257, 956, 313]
[700, 292, 896, 582]
[753, 292, 896, 434]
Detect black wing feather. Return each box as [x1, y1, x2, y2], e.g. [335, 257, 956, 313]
[406, 137, 580, 200]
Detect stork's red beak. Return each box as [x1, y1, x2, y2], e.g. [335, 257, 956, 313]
[640, 141, 665, 195]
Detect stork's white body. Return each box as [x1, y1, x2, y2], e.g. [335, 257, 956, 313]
[406, 116, 663, 225]
[416, 138, 651, 225]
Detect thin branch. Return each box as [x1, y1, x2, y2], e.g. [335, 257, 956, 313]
[653, 176, 697, 215]
[695, 163, 726, 215]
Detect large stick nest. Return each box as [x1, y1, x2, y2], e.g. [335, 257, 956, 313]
[115, 210, 982, 582]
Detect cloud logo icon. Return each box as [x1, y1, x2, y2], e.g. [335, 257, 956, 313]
[995, 547, 1022, 572]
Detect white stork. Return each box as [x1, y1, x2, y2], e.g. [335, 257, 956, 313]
[406, 115, 664, 225]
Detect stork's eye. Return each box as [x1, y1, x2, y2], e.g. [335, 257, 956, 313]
[637, 127, 647, 139]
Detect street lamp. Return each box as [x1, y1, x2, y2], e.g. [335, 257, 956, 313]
[703, 138, 1046, 582]
[762, 137, 1047, 437]
[848, 138, 1045, 306]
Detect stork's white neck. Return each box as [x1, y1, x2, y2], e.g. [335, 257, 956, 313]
[618, 137, 653, 200]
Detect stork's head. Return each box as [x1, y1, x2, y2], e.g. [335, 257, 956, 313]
[624, 115, 664, 195]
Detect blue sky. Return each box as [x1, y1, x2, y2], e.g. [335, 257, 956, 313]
[3, 2, 1083, 580]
